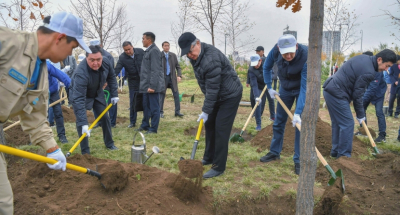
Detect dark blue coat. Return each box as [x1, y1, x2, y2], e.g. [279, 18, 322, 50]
[323, 55, 378, 118]
[363, 72, 387, 104]
[389, 63, 400, 85]
[46, 61, 70, 94]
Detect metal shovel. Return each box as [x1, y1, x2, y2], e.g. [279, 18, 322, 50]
[190, 87, 200, 103]
[275, 95, 345, 193]
[180, 119, 203, 161]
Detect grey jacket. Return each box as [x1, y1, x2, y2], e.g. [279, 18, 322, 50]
[162, 51, 182, 92]
[70, 57, 118, 126]
[62, 55, 78, 78]
[102, 48, 115, 68]
[139, 44, 165, 93]
[190, 42, 243, 114]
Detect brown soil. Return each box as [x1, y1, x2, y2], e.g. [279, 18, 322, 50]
[3, 119, 30, 147]
[314, 178, 344, 215]
[359, 126, 377, 138]
[184, 127, 253, 142]
[62, 105, 128, 125]
[251, 116, 370, 157]
[7, 154, 213, 215]
[97, 161, 129, 192]
[178, 159, 203, 179]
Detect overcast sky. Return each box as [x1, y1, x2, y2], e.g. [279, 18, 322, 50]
[3, 0, 399, 58]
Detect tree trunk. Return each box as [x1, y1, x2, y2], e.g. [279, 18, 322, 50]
[295, 0, 324, 214]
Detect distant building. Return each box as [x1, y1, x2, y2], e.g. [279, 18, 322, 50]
[283, 25, 297, 40]
[322, 31, 341, 58]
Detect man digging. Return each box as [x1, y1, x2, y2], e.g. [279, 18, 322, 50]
[0, 12, 90, 214]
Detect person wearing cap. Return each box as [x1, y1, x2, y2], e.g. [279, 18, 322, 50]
[89, 38, 115, 67]
[114, 41, 145, 128]
[136, 32, 164, 134]
[70, 45, 119, 154]
[178, 32, 243, 179]
[323, 49, 397, 158]
[259, 34, 308, 175]
[0, 11, 89, 214]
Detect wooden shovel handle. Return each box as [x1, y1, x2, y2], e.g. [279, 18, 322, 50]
[193, 87, 200, 95]
[275, 95, 329, 166]
[242, 86, 268, 131]
[361, 121, 377, 148]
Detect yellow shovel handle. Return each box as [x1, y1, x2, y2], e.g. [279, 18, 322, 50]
[0, 145, 87, 174]
[67, 103, 113, 156]
[195, 119, 203, 140]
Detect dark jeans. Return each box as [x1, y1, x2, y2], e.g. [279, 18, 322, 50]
[269, 86, 300, 163]
[106, 95, 117, 126]
[363, 99, 386, 137]
[48, 91, 66, 138]
[273, 79, 278, 91]
[160, 75, 181, 115]
[203, 93, 241, 172]
[141, 93, 160, 132]
[75, 100, 115, 155]
[324, 91, 353, 158]
[128, 85, 138, 125]
[250, 87, 275, 125]
[388, 84, 400, 116]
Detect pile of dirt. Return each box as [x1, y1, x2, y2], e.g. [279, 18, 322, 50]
[314, 153, 400, 214]
[359, 126, 377, 138]
[8, 154, 213, 214]
[251, 116, 370, 157]
[3, 119, 30, 147]
[184, 127, 253, 142]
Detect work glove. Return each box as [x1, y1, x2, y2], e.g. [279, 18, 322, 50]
[111, 97, 119, 105]
[197, 112, 209, 124]
[292, 114, 301, 127]
[255, 97, 262, 104]
[357, 117, 365, 125]
[268, 89, 279, 99]
[62, 65, 71, 73]
[82, 125, 91, 137]
[46, 148, 67, 171]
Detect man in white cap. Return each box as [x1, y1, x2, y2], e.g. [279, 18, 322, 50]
[259, 34, 308, 175]
[0, 11, 90, 214]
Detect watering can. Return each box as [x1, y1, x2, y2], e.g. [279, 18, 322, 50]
[131, 132, 160, 164]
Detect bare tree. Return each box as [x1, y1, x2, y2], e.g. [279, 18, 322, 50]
[324, 0, 360, 76]
[192, 0, 228, 46]
[112, 10, 135, 55]
[382, 0, 400, 42]
[0, 0, 50, 31]
[171, 0, 198, 56]
[69, 0, 130, 50]
[220, 0, 255, 68]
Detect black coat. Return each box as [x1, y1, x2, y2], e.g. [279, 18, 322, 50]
[190, 42, 243, 114]
[323, 55, 378, 118]
[70, 58, 118, 126]
[140, 44, 164, 93]
[115, 48, 144, 91]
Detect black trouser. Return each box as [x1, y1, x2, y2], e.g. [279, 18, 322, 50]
[128, 84, 138, 125]
[49, 91, 66, 138]
[273, 79, 278, 90]
[203, 93, 242, 172]
[388, 84, 400, 116]
[75, 100, 114, 155]
[160, 75, 180, 115]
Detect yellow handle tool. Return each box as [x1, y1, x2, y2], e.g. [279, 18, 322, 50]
[190, 119, 203, 160]
[66, 103, 113, 157]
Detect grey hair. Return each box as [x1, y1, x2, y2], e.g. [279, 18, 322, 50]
[191, 38, 200, 46]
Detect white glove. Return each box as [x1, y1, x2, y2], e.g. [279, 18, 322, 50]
[46, 148, 67, 171]
[255, 97, 262, 104]
[357, 117, 365, 125]
[62, 65, 71, 73]
[292, 114, 301, 127]
[111, 97, 119, 105]
[82, 125, 91, 137]
[268, 89, 280, 99]
[197, 112, 209, 123]
[124, 80, 128, 86]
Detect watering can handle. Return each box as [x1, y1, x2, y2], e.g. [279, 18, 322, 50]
[133, 131, 146, 147]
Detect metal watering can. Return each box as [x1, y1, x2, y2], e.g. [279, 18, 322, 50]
[131, 132, 160, 164]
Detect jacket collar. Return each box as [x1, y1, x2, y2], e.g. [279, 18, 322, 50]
[23, 31, 39, 60]
[371, 56, 378, 72]
[145, 43, 154, 52]
[192, 43, 206, 67]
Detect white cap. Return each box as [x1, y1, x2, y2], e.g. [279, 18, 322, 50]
[78, 54, 85, 61]
[250, 54, 261, 66]
[277, 34, 297, 54]
[89, 38, 100, 46]
[43, 11, 91, 53]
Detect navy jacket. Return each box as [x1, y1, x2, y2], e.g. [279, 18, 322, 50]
[323, 55, 378, 118]
[115, 48, 144, 91]
[389, 64, 400, 85]
[248, 57, 266, 98]
[46, 61, 70, 94]
[263, 44, 308, 115]
[363, 72, 387, 104]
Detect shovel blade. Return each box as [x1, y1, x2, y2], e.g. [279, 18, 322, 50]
[191, 95, 195, 103]
[229, 133, 244, 143]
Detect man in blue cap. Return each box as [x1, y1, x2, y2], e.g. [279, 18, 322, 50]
[259, 34, 308, 175]
[178, 32, 243, 179]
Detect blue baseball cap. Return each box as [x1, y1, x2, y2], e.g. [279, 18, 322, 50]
[250, 54, 261, 66]
[277, 34, 297, 54]
[43, 11, 91, 53]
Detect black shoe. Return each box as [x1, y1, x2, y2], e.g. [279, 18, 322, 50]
[202, 159, 212, 166]
[203, 169, 224, 179]
[49, 123, 55, 127]
[111, 125, 116, 128]
[260, 152, 280, 163]
[107, 145, 118, 150]
[374, 135, 386, 143]
[160, 113, 164, 118]
[175, 112, 184, 117]
[395, 114, 399, 119]
[145, 130, 157, 135]
[295, 163, 300, 175]
[330, 152, 337, 158]
[128, 124, 136, 128]
[135, 127, 148, 132]
[59, 135, 69, 144]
